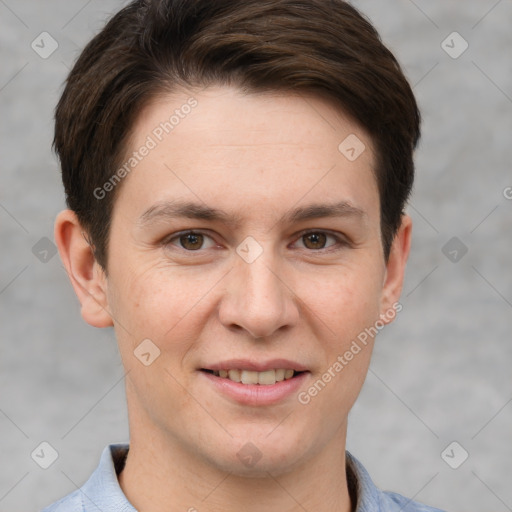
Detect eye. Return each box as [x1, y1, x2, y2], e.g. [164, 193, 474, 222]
[162, 229, 348, 254]
[164, 231, 217, 251]
[293, 230, 345, 251]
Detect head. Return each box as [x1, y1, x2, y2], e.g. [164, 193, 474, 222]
[54, 0, 419, 476]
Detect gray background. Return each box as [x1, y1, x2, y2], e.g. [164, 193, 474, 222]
[1, 0, 511, 510]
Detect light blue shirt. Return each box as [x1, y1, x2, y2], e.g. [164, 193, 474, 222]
[41, 443, 445, 511]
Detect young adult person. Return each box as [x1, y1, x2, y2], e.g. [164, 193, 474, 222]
[43, 1, 444, 510]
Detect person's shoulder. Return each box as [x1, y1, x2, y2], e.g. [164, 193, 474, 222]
[380, 490, 446, 512]
[346, 451, 446, 512]
[39, 489, 83, 511]
[39, 442, 131, 512]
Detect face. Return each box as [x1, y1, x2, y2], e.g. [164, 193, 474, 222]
[85, 85, 408, 476]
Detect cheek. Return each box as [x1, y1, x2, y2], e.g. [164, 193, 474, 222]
[297, 267, 382, 422]
[107, 262, 216, 348]
[296, 258, 384, 344]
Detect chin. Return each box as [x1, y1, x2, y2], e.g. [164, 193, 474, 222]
[217, 450, 305, 479]
[202, 431, 312, 478]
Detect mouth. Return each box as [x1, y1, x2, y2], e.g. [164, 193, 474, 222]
[200, 368, 307, 386]
[198, 359, 311, 405]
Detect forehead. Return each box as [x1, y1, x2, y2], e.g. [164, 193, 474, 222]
[134, 85, 373, 150]
[115, 85, 379, 224]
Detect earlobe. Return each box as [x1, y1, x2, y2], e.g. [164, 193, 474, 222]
[379, 214, 412, 322]
[54, 210, 114, 328]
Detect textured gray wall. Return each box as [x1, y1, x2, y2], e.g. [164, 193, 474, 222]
[1, 1, 511, 510]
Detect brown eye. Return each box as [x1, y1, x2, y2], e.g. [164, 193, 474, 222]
[179, 232, 204, 250]
[163, 230, 218, 254]
[302, 232, 328, 250]
[294, 230, 346, 252]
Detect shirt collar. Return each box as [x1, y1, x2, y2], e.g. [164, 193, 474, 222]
[346, 450, 383, 511]
[80, 443, 135, 511]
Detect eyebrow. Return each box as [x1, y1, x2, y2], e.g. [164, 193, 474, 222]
[138, 199, 366, 229]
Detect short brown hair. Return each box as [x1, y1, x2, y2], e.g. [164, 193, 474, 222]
[54, 0, 421, 269]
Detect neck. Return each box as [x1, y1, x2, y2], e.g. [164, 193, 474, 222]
[118, 419, 353, 512]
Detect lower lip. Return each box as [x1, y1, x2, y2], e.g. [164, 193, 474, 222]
[199, 371, 309, 406]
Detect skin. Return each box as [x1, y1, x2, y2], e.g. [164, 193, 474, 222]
[55, 85, 412, 512]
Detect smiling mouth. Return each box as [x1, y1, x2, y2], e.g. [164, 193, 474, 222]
[200, 368, 306, 385]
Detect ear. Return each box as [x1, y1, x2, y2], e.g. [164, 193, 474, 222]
[379, 214, 412, 323]
[54, 210, 114, 328]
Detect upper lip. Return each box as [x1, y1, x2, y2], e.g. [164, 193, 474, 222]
[201, 359, 309, 372]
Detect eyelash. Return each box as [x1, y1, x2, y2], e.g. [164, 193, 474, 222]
[162, 229, 349, 254]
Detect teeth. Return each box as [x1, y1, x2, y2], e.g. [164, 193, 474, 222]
[241, 370, 259, 385]
[275, 369, 285, 381]
[212, 368, 299, 385]
[258, 370, 276, 385]
[228, 369, 241, 382]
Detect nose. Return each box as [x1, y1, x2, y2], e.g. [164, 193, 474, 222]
[218, 250, 299, 339]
